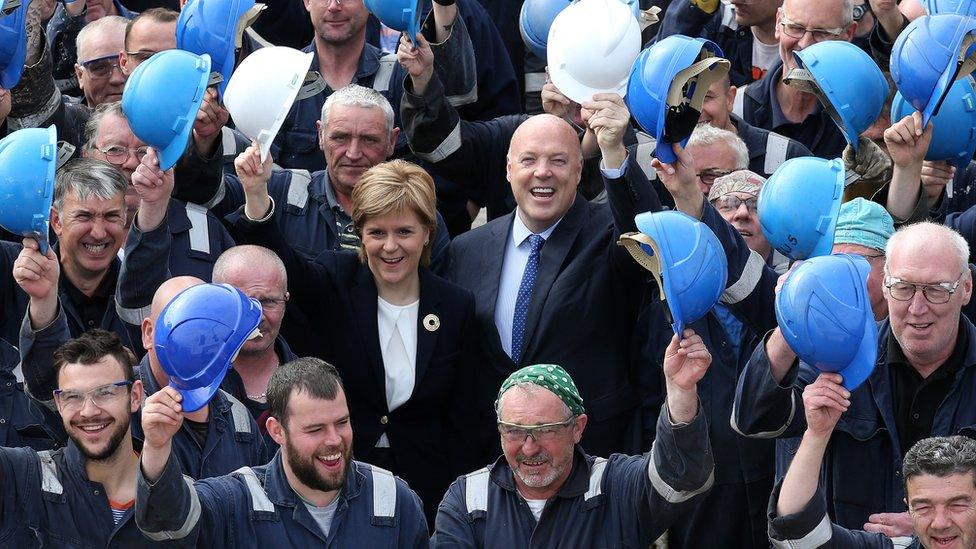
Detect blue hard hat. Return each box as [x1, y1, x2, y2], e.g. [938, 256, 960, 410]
[625, 210, 728, 337]
[626, 35, 729, 164]
[519, 0, 572, 60]
[923, 0, 976, 15]
[154, 283, 262, 413]
[364, 0, 425, 44]
[176, 0, 256, 97]
[792, 41, 888, 151]
[775, 254, 879, 391]
[0, 126, 57, 253]
[121, 49, 211, 171]
[891, 75, 976, 167]
[0, 0, 27, 89]
[890, 14, 976, 127]
[758, 157, 844, 260]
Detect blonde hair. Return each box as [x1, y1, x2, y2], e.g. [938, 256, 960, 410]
[352, 160, 438, 267]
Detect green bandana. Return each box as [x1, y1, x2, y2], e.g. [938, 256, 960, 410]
[497, 364, 585, 416]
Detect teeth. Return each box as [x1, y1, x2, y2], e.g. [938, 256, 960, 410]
[84, 243, 108, 253]
[80, 424, 107, 431]
[319, 453, 341, 461]
[381, 257, 403, 264]
[531, 187, 555, 196]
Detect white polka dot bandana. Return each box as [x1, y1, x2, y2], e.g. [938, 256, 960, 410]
[497, 364, 584, 415]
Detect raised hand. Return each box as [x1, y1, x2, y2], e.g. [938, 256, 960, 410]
[13, 238, 59, 302]
[801, 373, 849, 440]
[397, 33, 434, 93]
[235, 141, 274, 220]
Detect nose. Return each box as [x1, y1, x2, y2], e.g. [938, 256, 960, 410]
[109, 65, 126, 85]
[121, 152, 140, 173]
[533, 159, 553, 179]
[930, 506, 954, 530]
[323, 425, 342, 447]
[732, 203, 751, 220]
[907, 289, 930, 315]
[89, 218, 109, 240]
[796, 32, 817, 49]
[382, 233, 398, 252]
[520, 432, 542, 455]
[345, 138, 362, 160]
[79, 395, 100, 417]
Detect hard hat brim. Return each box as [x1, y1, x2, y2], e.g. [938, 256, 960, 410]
[158, 54, 213, 171]
[837, 308, 879, 391]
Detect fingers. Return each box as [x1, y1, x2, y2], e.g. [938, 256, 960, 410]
[541, 82, 571, 106]
[862, 522, 896, 536]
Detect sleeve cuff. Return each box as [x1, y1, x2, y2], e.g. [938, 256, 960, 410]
[244, 196, 276, 223]
[600, 157, 630, 179]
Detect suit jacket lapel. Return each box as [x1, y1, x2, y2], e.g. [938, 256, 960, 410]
[479, 215, 512, 352]
[350, 268, 387, 403]
[414, 270, 442, 387]
[519, 196, 587, 360]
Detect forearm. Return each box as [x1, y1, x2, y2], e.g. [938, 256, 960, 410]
[140, 440, 174, 484]
[117, 213, 173, 326]
[672, 189, 705, 219]
[136, 200, 170, 233]
[887, 161, 924, 221]
[19, 304, 68, 405]
[766, 328, 798, 384]
[27, 295, 58, 331]
[665, 383, 699, 424]
[243, 188, 272, 221]
[430, 1, 458, 44]
[776, 430, 830, 516]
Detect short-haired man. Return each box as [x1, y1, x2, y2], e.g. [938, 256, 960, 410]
[770, 386, 976, 548]
[0, 329, 169, 546]
[73, 16, 128, 108]
[135, 357, 430, 546]
[732, 0, 863, 158]
[18, 264, 269, 480]
[433, 348, 714, 547]
[734, 222, 976, 535]
[698, 75, 812, 177]
[685, 123, 750, 195]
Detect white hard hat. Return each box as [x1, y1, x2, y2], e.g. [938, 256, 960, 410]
[546, 0, 641, 104]
[224, 46, 314, 161]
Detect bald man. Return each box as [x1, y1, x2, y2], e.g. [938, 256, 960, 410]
[448, 107, 663, 457]
[19, 274, 268, 480]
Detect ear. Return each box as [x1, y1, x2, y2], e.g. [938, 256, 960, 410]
[388, 127, 401, 157]
[774, 8, 783, 41]
[573, 413, 588, 444]
[118, 51, 129, 76]
[844, 21, 858, 41]
[50, 207, 63, 236]
[726, 85, 737, 115]
[317, 120, 325, 151]
[962, 268, 972, 306]
[130, 379, 144, 413]
[267, 415, 286, 446]
[74, 64, 85, 91]
[141, 317, 153, 352]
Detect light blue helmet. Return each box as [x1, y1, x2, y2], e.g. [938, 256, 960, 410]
[775, 254, 878, 391]
[620, 210, 728, 337]
[0, 0, 27, 89]
[121, 49, 211, 171]
[791, 41, 888, 151]
[364, 0, 425, 44]
[758, 157, 844, 260]
[891, 75, 976, 167]
[890, 14, 976, 126]
[519, 0, 572, 60]
[0, 126, 57, 254]
[154, 283, 262, 413]
[626, 35, 730, 164]
[922, 0, 976, 15]
[176, 0, 258, 97]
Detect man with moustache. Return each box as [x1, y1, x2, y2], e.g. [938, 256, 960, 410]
[0, 329, 169, 546]
[135, 357, 430, 546]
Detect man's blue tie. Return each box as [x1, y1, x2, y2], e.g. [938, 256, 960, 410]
[512, 234, 545, 364]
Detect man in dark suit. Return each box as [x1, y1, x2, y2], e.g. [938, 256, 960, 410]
[446, 97, 662, 458]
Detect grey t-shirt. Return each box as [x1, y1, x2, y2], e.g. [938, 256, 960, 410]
[303, 493, 342, 537]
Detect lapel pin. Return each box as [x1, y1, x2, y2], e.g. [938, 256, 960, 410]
[423, 314, 440, 332]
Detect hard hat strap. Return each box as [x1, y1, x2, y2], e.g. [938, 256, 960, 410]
[618, 232, 673, 326]
[784, 67, 855, 145]
[235, 4, 267, 50]
[637, 6, 661, 32]
[663, 55, 730, 144]
[296, 72, 326, 101]
[56, 141, 75, 169]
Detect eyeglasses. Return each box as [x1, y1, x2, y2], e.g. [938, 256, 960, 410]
[124, 49, 158, 63]
[697, 168, 734, 186]
[94, 145, 149, 166]
[81, 54, 122, 80]
[53, 381, 133, 411]
[497, 416, 576, 443]
[859, 253, 885, 262]
[779, 15, 846, 42]
[257, 296, 288, 311]
[712, 195, 758, 214]
[884, 270, 967, 305]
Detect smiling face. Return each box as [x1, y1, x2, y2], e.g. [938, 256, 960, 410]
[75, 24, 126, 108]
[699, 79, 735, 131]
[56, 356, 141, 460]
[304, 0, 369, 45]
[321, 104, 397, 201]
[120, 17, 177, 76]
[776, 0, 854, 76]
[497, 386, 586, 500]
[885, 235, 972, 371]
[361, 209, 430, 289]
[507, 115, 582, 235]
[909, 472, 976, 549]
[715, 191, 770, 259]
[687, 140, 742, 195]
[51, 189, 127, 280]
[269, 388, 354, 495]
[84, 112, 144, 225]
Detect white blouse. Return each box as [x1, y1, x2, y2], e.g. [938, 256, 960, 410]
[375, 297, 420, 447]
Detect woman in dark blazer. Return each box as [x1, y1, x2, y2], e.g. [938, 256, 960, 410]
[233, 153, 490, 523]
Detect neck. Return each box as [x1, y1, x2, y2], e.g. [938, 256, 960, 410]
[283, 457, 341, 507]
[908, 335, 959, 379]
[184, 405, 209, 424]
[514, 470, 571, 501]
[85, 436, 138, 501]
[62, 261, 109, 298]
[775, 78, 819, 123]
[334, 185, 355, 215]
[751, 21, 777, 44]
[516, 208, 558, 236]
[233, 349, 280, 397]
[376, 272, 421, 306]
[315, 35, 365, 90]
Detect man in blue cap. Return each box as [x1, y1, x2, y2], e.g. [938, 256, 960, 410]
[432, 340, 714, 547]
[734, 221, 976, 537]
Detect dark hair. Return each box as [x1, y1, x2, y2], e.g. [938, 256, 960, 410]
[124, 8, 178, 51]
[267, 357, 344, 426]
[53, 329, 136, 385]
[903, 436, 976, 491]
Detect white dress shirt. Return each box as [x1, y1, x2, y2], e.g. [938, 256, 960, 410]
[375, 297, 419, 447]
